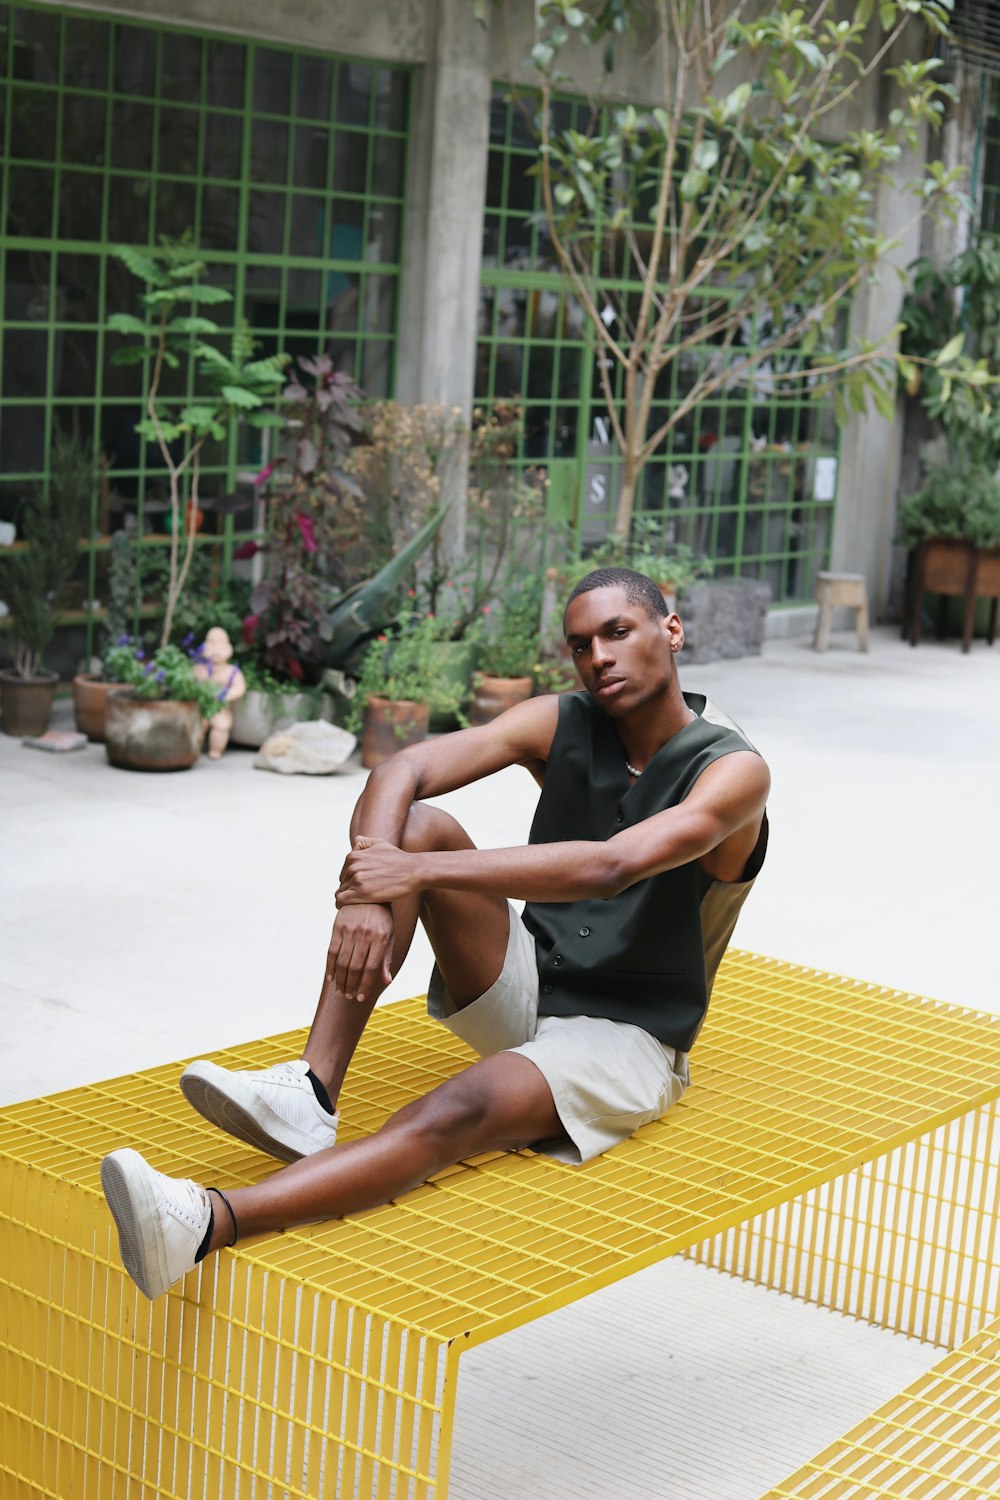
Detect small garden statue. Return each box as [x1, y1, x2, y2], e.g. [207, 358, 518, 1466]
[194, 627, 247, 759]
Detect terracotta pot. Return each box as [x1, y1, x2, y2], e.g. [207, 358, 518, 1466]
[72, 673, 120, 742]
[469, 673, 534, 726]
[0, 669, 59, 737]
[105, 690, 204, 771]
[360, 696, 429, 769]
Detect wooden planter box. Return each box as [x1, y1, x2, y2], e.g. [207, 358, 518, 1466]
[907, 538, 1000, 653]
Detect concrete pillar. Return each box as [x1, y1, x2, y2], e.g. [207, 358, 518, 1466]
[395, 0, 492, 551]
[830, 38, 930, 621]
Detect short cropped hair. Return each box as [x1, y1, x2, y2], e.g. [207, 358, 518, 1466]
[564, 566, 668, 624]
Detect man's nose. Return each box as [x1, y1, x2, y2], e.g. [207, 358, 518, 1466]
[591, 636, 614, 666]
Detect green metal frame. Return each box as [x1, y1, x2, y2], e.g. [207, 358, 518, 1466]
[0, 1, 410, 655]
[477, 87, 841, 605]
[979, 76, 1000, 237]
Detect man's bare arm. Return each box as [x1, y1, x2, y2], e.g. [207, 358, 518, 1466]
[337, 751, 770, 907]
[326, 695, 560, 1002]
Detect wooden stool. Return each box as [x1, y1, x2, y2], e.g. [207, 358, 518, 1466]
[814, 571, 870, 651]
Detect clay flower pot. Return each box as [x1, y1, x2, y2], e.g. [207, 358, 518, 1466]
[105, 690, 204, 772]
[0, 669, 59, 737]
[360, 696, 429, 769]
[469, 673, 534, 727]
[72, 673, 120, 743]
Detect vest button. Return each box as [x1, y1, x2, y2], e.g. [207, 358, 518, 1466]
[579, 927, 590, 937]
[552, 954, 563, 966]
[542, 983, 553, 994]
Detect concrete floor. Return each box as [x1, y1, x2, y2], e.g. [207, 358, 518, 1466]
[2, 623, 998, 1498]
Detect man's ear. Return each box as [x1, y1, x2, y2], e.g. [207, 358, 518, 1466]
[663, 611, 685, 653]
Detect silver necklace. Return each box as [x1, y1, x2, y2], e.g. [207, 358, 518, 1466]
[625, 758, 642, 778]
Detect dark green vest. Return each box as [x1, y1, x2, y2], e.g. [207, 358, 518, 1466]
[523, 690, 759, 1050]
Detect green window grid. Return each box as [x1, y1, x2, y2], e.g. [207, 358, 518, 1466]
[0, 2, 409, 654]
[478, 88, 841, 605]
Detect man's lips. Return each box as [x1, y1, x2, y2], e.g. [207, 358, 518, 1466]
[594, 677, 625, 697]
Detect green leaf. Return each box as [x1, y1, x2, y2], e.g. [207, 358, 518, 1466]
[106, 313, 150, 337]
[113, 246, 168, 286]
[187, 284, 232, 305]
[554, 182, 576, 206]
[936, 332, 965, 364]
[694, 138, 720, 172]
[169, 315, 220, 335]
[722, 83, 751, 121]
[680, 167, 709, 202]
[110, 346, 149, 366]
[221, 385, 263, 409]
[246, 410, 287, 430]
[793, 39, 823, 70]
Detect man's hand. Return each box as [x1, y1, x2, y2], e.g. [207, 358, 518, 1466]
[326, 900, 394, 1004]
[337, 837, 422, 906]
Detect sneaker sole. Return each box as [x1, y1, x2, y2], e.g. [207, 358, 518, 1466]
[100, 1149, 172, 1300]
[179, 1061, 307, 1164]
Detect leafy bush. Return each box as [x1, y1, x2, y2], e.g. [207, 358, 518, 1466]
[897, 464, 1000, 550]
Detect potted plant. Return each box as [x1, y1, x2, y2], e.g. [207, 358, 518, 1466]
[1, 429, 95, 737]
[349, 610, 465, 768]
[107, 236, 288, 651]
[101, 636, 220, 771]
[232, 357, 370, 746]
[470, 581, 542, 726]
[898, 462, 1000, 649]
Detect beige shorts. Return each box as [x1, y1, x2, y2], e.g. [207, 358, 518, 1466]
[427, 904, 690, 1164]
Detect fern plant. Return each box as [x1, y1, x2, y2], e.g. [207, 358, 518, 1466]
[108, 237, 288, 647]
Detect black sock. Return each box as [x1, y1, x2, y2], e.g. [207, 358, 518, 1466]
[195, 1197, 214, 1263]
[305, 1066, 335, 1115]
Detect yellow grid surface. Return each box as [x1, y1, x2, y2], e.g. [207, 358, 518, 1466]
[3, 950, 1000, 1498]
[761, 1314, 1000, 1498]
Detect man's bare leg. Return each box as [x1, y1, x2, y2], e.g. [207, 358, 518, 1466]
[302, 802, 513, 1106]
[201, 1049, 561, 1258]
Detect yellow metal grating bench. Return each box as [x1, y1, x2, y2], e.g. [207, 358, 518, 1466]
[2, 950, 999, 1499]
[761, 1314, 1000, 1498]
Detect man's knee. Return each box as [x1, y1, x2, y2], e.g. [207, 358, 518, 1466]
[399, 802, 473, 856]
[396, 1076, 490, 1152]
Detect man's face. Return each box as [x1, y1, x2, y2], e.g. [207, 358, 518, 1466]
[563, 586, 679, 716]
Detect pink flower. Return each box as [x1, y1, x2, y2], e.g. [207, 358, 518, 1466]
[254, 462, 274, 487]
[296, 512, 317, 553]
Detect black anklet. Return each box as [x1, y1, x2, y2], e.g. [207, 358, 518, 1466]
[208, 1187, 239, 1247]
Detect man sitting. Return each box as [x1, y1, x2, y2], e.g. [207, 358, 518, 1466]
[101, 568, 770, 1299]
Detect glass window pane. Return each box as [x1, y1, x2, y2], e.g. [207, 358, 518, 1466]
[371, 135, 403, 198]
[108, 175, 152, 242]
[55, 329, 98, 397]
[325, 269, 359, 332]
[5, 250, 50, 320]
[57, 254, 102, 323]
[113, 25, 156, 97]
[293, 122, 328, 190]
[200, 184, 240, 251]
[247, 189, 285, 255]
[3, 329, 47, 397]
[290, 194, 325, 256]
[61, 92, 107, 166]
[328, 197, 364, 257]
[252, 116, 289, 182]
[205, 39, 245, 109]
[332, 131, 367, 196]
[203, 111, 243, 180]
[161, 31, 203, 105]
[7, 164, 54, 236]
[111, 100, 154, 172]
[10, 85, 56, 160]
[254, 48, 291, 116]
[363, 275, 394, 334]
[337, 62, 370, 125]
[366, 202, 399, 264]
[373, 69, 406, 132]
[13, 5, 59, 83]
[297, 55, 332, 122]
[58, 171, 107, 241]
[63, 16, 110, 90]
[158, 106, 200, 176]
[154, 178, 196, 239]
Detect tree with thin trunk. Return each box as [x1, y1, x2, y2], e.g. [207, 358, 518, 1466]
[109, 240, 288, 646]
[520, 0, 960, 539]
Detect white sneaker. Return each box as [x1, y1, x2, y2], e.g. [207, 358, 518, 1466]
[179, 1058, 339, 1163]
[101, 1148, 211, 1300]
